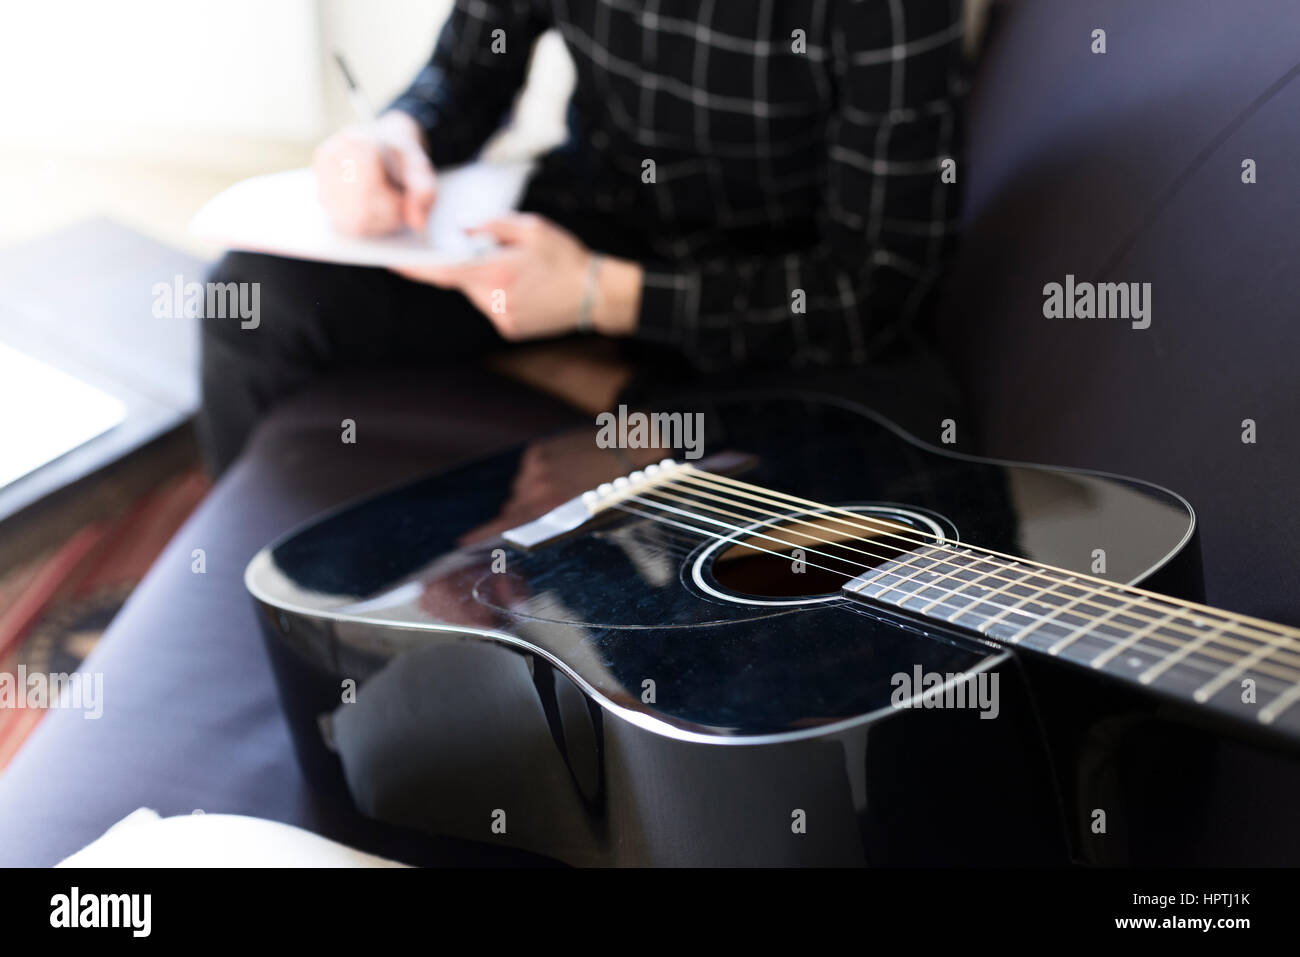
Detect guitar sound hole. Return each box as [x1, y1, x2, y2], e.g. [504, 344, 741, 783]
[707, 513, 919, 600]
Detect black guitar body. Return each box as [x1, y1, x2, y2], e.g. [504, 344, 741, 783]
[247, 392, 1300, 866]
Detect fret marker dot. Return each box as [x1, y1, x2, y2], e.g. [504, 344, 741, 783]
[1127, 657, 1143, 668]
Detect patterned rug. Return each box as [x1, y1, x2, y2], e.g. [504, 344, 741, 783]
[0, 470, 208, 769]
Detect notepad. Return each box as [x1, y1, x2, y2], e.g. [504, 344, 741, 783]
[190, 160, 534, 268]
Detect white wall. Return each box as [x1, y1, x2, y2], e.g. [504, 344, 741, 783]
[317, 0, 455, 131]
[0, 1, 325, 155]
[0, 0, 571, 171]
[0, 0, 984, 170]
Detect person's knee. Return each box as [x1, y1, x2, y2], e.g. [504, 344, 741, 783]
[206, 249, 326, 287]
[198, 252, 372, 473]
[201, 251, 337, 356]
[206, 250, 265, 285]
[201, 252, 273, 351]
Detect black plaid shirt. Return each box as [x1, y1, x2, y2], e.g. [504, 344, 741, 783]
[391, 0, 966, 372]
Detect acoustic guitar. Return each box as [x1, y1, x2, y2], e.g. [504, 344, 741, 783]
[246, 391, 1300, 866]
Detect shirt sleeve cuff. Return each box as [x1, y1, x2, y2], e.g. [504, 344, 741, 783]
[385, 96, 462, 170]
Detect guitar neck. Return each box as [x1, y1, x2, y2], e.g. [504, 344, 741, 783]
[842, 544, 1300, 736]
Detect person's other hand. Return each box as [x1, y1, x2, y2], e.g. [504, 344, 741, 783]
[394, 213, 643, 341]
[313, 111, 436, 236]
[394, 214, 589, 340]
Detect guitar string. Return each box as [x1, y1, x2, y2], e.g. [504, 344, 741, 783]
[666, 469, 1300, 668]
[617, 488, 1300, 691]
[616, 481, 1300, 691]
[646, 476, 1300, 694]
[671, 468, 1300, 656]
[681, 466, 1300, 643]
[627, 484, 1300, 687]
[608, 497, 1300, 703]
[614, 494, 1300, 721]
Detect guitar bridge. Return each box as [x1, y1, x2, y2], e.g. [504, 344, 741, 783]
[501, 450, 755, 550]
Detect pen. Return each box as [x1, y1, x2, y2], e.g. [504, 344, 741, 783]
[331, 50, 427, 242]
[332, 51, 376, 120]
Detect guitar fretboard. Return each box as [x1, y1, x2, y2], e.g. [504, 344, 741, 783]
[843, 544, 1300, 734]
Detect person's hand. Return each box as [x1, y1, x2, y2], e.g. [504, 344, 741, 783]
[393, 213, 644, 341]
[312, 111, 436, 236]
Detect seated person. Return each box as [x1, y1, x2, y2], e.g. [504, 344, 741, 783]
[199, 0, 968, 475]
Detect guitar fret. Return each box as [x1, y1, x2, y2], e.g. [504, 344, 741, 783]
[1047, 598, 1133, 657]
[930, 564, 1029, 631]
[1260, 681, 1300, 725]
[918, 554, 999, 614]
[1137, 622, 1224, 685]
[1193, 631, 1300, 704]
[896, 552, 997, 612]
[1012, 585, 1100, 647]
[839, 544, 1300, 736]
[979, 574, 1079, 642]
[873, 552, 955, 601]
[1090, 608, 1182, 669]
[963, 568, 1040, 628]
[846, 547, 974, 610]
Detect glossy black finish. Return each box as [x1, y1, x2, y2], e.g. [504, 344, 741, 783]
[248, 391, 1300, 865]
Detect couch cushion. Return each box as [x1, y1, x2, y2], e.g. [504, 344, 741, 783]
[939, 0, 1300, 622]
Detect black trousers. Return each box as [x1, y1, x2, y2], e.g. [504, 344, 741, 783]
[199, 251, 967, 475]
[198, 252, 510, 473]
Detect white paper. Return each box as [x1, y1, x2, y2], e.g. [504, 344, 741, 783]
[0, 342, 127, 489]
[58, 808, 409, 868]
[190, 160, 534, 268]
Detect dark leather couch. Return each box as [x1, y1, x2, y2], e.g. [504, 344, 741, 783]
[1, 0, 1296, 865]
[937, 0, 1300, 623]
